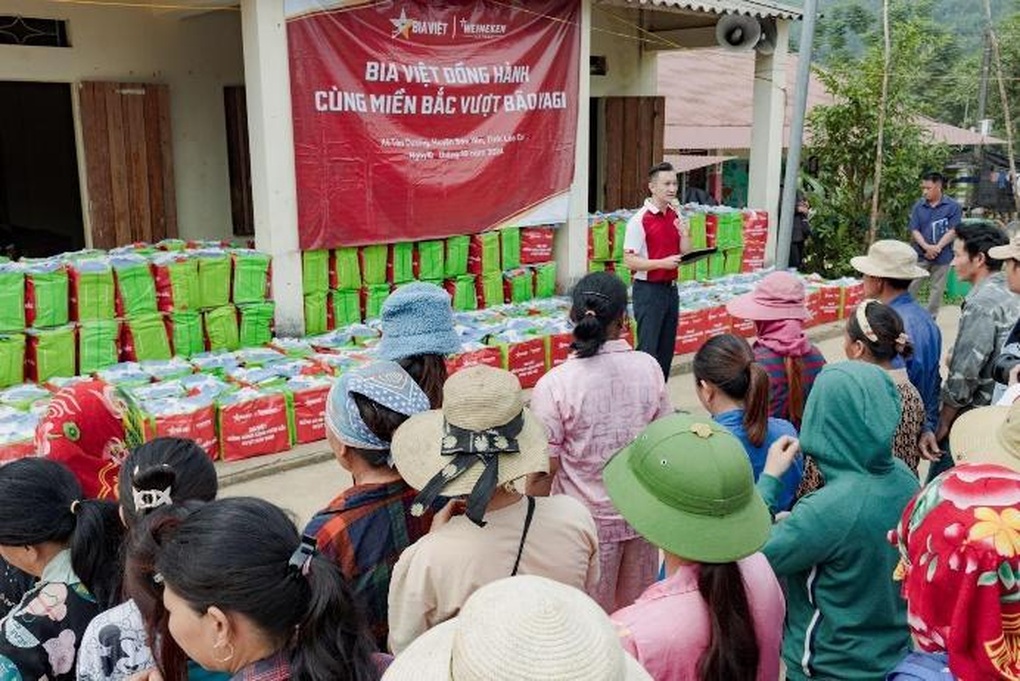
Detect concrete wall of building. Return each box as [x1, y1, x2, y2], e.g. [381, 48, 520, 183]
[0, 2, 244, 243]
[589, 6, 658, 97]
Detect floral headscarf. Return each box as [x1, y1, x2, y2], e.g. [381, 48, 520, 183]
[891, 463, 1020, 680]
[34, 379, 141, 500]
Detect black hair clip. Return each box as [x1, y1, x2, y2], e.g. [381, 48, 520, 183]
[288, 535, 318, 578]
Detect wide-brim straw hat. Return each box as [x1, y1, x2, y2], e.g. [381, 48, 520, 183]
[989, 234, 1020, 262]
[725, 271, 809, 321]
[603, 414, 771, 563]
[382, 575, 652, 681]
[391, 365, 549, 495]
[950, 402, 1020, 470]
[850, 239, 929, 280]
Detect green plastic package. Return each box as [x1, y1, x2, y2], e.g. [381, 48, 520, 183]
[500, 228, 521, 270]
[0, 269, 25, 332]
[724, 248, 744, 275]
[390, 243, 414, 284]
[28, 325, 76, 382]
[304, 292, 328, 336]
[112, 259, 158, 317]
[360, 245, 389, 286]
[615, 264, 632, 287]
[302, 250, 330, 295]
[331, 289, 361, 327]
[204, 305, 240, 353]
[417, 241, 446, 280]
[169, 310, 205, 358]
[478, 272, 504, 308]
[197, 253, 231, 309]
[696, 259, 709, 281]
[445, 235, 470, 278]
[504, 270, 533, 303]
[233, 251, 271, 305]
[239, 302, 275, 348]
[124, 313, 172, 362]
[708, 253, 726, 279]
[71, 264, 115, 322]
[364, 284, 390, 320]
[679, 263, 696, 282]
[448, 275, 477, 312]
[589, 219, 611, 261]
[333, 248, 361, 290]
[588, 260, 606, 273]
[533, 263, 557, 299]
[78, 320, 119, 374]
[471, 232, 501, 275]
[0, 334, 25, 389]
[26, 266, 69, 328]
[612, 219, 628, 262]
[688, 212, 708, 248]
[154, 256, 199, 312]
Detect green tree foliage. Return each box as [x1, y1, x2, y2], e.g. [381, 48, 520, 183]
[803, 12, 949, 277]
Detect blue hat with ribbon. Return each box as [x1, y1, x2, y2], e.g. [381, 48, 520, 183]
[378, 283, 461, 361]
[325, 361, 431, 460]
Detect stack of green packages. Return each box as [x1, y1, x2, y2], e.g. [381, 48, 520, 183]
[390, 243, 414, 285]
[717, 212, 745, 275]
[168, 310, 205, 358]
[123, 313, 172, 361]
[0, 333, 25, 388]
[303, 250, 330, 336]
[204, 305, 240, 352]
[589, 218, 612, 262]
[363, 284, 391, 320]
[111, 255, 158, 317]
[78, 320, 119, 374]
[331, 289, 361, 327]
[360, 245, 388, 286]
[196, 251, 231, 310]
[417, 241, 445, 280]
[504, 269, 533, 304]
[447, 275, 477, 311]
[27, 325, 76, 382]
[477, 272, 504, 307]
[680, 212, 708, 282]
[0, 266, 25, 332]
[152, 254, 199, 312]
[333, 247, 361, 290]
[611, 219, 628, 262]
[232, 250, 271, 305]
[470, 232, 501, 275]
[445, 235, 470, 278]
[239, 302, 275, 348]
[533, 263, 557, 299]
[500, 227, 521, 270]
[69, 259, 115, 322]
[25, 262, 69, 328]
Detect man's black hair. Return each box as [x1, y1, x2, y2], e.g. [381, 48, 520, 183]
[955, 222, 1009, 271]
[921, 170, 946, 185]
[648, 162, 675, 179]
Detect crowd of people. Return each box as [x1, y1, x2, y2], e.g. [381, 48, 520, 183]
[4, 170, 1020, 680]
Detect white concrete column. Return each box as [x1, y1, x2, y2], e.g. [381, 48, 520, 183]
[747, 19, 790, 265]
[241, 0, 304, 336]
[559, 0, 593, 291]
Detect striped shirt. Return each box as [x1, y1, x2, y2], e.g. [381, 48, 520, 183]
[753, 343, 827, 429]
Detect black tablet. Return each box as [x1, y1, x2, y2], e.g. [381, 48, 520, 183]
[679, 247, 718, 265]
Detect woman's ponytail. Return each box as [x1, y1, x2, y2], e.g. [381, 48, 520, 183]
[292, 555, 377, 681]
[743, 362, 770, 448]
[696, 562, 760, 681]
[569, 272, 629, 359]
[69, 498, 125, 609]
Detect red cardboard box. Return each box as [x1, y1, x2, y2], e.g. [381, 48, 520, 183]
[520, 227, 555, 264]
[547, 332, 574, 368]
[502, 337, 548, 389]
[730, 314, 756, 337]
[446, 345, 505, 375]
[842, 281, 865, 318]
[218, 392, 292, 461]
[291, 383, 331, 445]
[143, 404, 218, 460]
[704, 305, 730, 338]
[675, 309, 708, 356]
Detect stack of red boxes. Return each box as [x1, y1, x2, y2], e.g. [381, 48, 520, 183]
[741, 210, 769, 273]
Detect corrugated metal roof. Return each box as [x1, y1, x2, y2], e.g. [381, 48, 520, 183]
[596, 0, 803, 20]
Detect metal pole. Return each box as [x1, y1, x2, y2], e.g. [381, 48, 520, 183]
[776, 0, 818, 269]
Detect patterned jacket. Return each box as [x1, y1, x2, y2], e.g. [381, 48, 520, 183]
[942, 272, 1020, 410]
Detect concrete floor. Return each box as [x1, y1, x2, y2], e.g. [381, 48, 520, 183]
[223, 305, 963, 527]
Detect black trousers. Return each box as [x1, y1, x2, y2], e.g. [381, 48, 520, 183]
[632, 279, 679, 379]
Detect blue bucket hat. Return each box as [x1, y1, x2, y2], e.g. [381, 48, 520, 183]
[378, 282, 461, 361]
[325, 361, 430, 460]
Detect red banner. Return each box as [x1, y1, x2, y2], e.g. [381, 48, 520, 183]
[286, 0, 580, 248]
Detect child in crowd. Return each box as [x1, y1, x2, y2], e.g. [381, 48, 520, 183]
[377, 283, 461, 407]
[726, 271, 826, 429]
[387, 366, 599, 654]
[606, 414, 786, 681]
[0, 458, 125, 680]
[303, 361, 433, 649]
[693, 333, 803, 510]
[844, 299, 933, 477]
[889, 463, 1020, 680]
[76, 437, 219, 681]
[384, 576, 651, 680]
[757, 362, 918, 680]
[149, 497, 380, 681]
[528, 272, 671, 612]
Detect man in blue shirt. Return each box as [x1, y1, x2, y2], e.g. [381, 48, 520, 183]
[851, 240, 942, 461]
[907, 171, 963, 318]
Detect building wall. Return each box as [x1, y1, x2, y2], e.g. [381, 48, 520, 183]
[0, 2, 244, 242]
[589, 6, 657, 97]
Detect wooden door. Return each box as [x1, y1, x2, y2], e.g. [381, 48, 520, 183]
[599, 96, 665, 211]
[223, 86, 253, 236]
[78, 81, 176, 249]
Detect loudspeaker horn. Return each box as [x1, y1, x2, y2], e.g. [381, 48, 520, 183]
[757, 18, 777, 55]
[715, 14, 762, 52]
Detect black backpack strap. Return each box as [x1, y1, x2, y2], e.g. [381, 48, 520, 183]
[511, 496, 537, 577]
